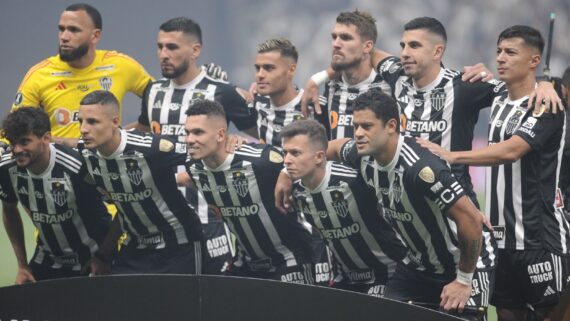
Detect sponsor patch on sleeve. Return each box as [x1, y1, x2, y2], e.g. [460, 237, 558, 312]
[419, 166, 435, 183]
[159, 139, 174, 152]
[269, 150, 283, 163]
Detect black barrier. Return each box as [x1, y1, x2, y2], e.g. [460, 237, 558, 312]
[0, 275, 464, 321]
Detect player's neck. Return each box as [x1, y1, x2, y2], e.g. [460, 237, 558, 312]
[302, 166, 326, 191]
[98, 129, 122, 157]
[66, 49, 96, 69]
[342, 62, 372, 86]
[203, 144, 229, 169]
[412, 64, 441, 89]
[270, 85, 297, 107]
[506, 74, 536, 101]
[28, 145, 51, 175]
[172, 64, 202, 86]
[373, 135, 399, 167]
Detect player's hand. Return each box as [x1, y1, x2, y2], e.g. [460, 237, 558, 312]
[440, 279, 471, 313]
[0, 142, 11, 157]
[15, 265, 36, 284]
[480, 211, 493, 231]
[226, 135, 248, 153]
[301, 79, 321, 117]
[202, 63, 228, 82]
[275, 170, 293, 214]
[249, 82, 258, 97]
[529, 81, 564, 114]
[415, 138, 454, 164]
[88, 255, 112, 276]
[462, 63, 494, 83]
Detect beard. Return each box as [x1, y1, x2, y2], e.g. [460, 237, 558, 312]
[59, 42, 89, 62]
[331, 55, 362, 72]
[161, 59, 190, 79]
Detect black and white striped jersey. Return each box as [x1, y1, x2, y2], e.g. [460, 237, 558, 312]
[376, 56, 506, 202]
[0, 144, 110, 270]
[253, 90, 328, 147]
[138, 70, 253, 225]
[340, 137, 496, 275]
[78, 129, 202, 250]
[185, 144, 312, 268]
[324, 69, 391, 140]
[139, 70, 257, 138]
[486, 93, 570, 253]
[292, 161, 407, 283]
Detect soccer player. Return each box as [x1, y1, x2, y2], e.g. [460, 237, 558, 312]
[136, 17, 256, 275]
[181, 99, 314, 284]
[323, 89, 495, 318]
[10, 3, 152, 147]
[281, 119, 407, 296]
[419, 26, 570, 321]
[0, 107, 110, 283]
[77, 90, 203, 274]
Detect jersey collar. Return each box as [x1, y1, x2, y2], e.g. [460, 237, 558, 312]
[202, 152, 234, 172]
[375, 136, 403, 172]
[27, 144, 57, 178]
[98, 129, 128, 159]
[170, 69, 206, 89]
[300, 161, 331, 193]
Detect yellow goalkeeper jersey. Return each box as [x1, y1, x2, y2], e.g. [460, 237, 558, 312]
[11, 50, 152, 138]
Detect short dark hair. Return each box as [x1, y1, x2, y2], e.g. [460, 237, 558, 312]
[2, 107, 51, 142]
[80, 90, 119, 111]
[65, 3, 102, 30]
[353, 89, 400, 132]
[281, 120, 328, 151]
[336, 10, 377, 43]
[257, 38, 299, 63]
[404, 17, 447, 43]
[562, 66, 570, 89]
[185, 99, 226, 121]
[497, 25, 544, 55]
[160, 17, 202, 44]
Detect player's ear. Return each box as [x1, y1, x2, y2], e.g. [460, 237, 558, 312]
[362, 40, 374, 54]
[42, 132, 52, 144]
[91, 28, 101, 45]
[434, 44, 445, 60]
[289, 62, 297, 75]
[191, 42, 202, 60]
[216, 127, 226, 142]
[315, 150, 326, 165]
[386, 118, 398, 133]
[529, 54, 541, 69]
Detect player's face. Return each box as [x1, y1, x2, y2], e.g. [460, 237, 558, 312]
[58, 10, 99, 62]
[184, 115, 225, 160]
[78, 104, 120, 152]
[496, 37, 540, 85]
[353, 109, 393, 156]
[400, 29, 443, 79]
[9, 132, 50, 169]
[157, 31, 199, 80]
[330, 23, 371, 71]
[282, 135, 323, 181]
[255, 51, 295, 97]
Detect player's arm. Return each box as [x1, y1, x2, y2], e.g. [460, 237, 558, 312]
[133, 81, 153, 133]
[176, 171, 196, 188]
[2, 200, 36, 284]
[51, 137, 79, 148]
[440, 196, 483, 313]
[326, 138, 351, 162]
[529, 80, 564, 114]
[418, 135, 531, 166]
[89, 216, 122, 276]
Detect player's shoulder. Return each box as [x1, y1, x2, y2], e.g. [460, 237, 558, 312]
[99, 50, 143, 66]
[0, 153, 16, 169]
[20, 56, 59, 83]
[376, 56, 402, 74]
[125, 129, 155, 147]
[53, 144, 83, 173]
[148, 78, 170, 89]
[235, 143, 282, 163]
[330, 161, 358, 178]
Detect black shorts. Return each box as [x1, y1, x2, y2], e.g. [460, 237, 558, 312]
[491, 249, 570, 310]
[112, 241, 202, 275]
[29, 247, 85, 281]
[29, 261, 82, 281]
[385, 263, 494, 318]
[331, 268, 389, 297]
[227, 256, 315, 285]
[201, 219, 233, 275]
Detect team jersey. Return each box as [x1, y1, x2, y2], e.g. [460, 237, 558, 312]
[323, 69, 391, 139]
[0, 144, 110, 270]
[486, 93, 570, 253]
[376, 56, 506, 200]
[340, 137, 496, 275]
[292, 161, 407, 283]
[185, 144, 312, 268]
[139, 69, 257, 137]
[11, 50, 152, 138]
[252, 90, 327, 147]
[78, 129, 202, 250]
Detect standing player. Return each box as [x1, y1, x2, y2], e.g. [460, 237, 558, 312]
[78, 90, 203, 275]
[136, 17, 255, 275]
[181, 100, 314, 284]
[281, 119, 407, 296]
[0, 107, 110, 282]
[10, 3, 152, 147]
[419, 26, 570, 321]
[325, 89, 495, 319]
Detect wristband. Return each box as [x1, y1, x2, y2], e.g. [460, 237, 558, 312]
[94, 251, 111, 264]
[310, 70, 329, 86]
[456, 269, 474, 286]
[280, 167, 291, 178]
